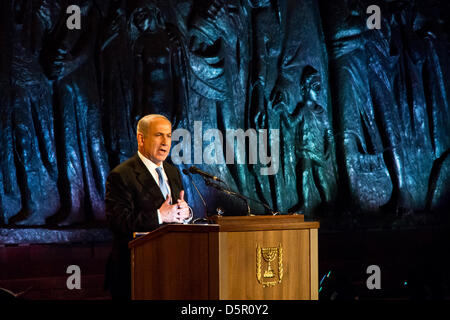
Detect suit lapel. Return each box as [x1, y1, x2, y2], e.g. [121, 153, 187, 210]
[133, 154, 165, 202]
[164, 162, 180, 202]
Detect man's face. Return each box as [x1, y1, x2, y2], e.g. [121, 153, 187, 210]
[138, 118, 172, 165]
[305, 80, 321, 104]
[134, 6, 161, 33]
[134, 8, 152, 33]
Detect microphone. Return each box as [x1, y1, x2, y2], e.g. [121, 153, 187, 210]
[188, 166, 225, 183]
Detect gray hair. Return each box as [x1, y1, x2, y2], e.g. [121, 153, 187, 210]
[137, 114, 170, 137]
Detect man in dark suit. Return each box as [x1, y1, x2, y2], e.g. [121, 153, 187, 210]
[104, 114, 191, 300]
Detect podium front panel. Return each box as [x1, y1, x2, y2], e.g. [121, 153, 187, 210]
[214, 228, 318, 300]
[131, 230, 211, 299]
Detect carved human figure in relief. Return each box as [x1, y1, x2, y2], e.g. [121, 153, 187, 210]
[273, 66, 336, 215]
[131, 3, 187, 128]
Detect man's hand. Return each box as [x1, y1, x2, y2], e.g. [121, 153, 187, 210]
[176, 190, 191, 222]
[159, 190, 191, 223]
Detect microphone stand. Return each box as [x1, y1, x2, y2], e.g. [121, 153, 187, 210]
[203, 179, 279, 216]
[182, 169, 209, 224]
[204, 179, 252, 216]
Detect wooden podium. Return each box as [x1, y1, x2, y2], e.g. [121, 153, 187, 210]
[128, 215, 319, 300]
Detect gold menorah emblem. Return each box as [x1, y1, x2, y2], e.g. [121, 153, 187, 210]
[256, 243, 283, 287]
[262, 247, 277, 278]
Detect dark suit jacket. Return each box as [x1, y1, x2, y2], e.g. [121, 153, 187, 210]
[104, 153, 184, 299]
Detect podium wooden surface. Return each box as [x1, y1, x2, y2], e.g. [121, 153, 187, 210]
[128, 214, 319, 300]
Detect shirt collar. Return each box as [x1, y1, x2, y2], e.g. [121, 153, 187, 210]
[137, 151, 163, 172]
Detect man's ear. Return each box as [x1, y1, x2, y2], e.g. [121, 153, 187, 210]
[137, 133, 144, 147]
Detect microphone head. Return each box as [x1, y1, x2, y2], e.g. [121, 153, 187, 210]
[188, 166, 198, 174]
[182, 169, 190, 175]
